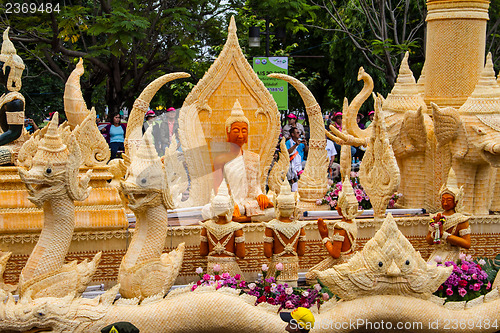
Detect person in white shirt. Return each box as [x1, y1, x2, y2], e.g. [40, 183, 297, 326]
[326, 137, 340, 180]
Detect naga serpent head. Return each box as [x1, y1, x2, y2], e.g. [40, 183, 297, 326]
[18, 114, 73, 207]
[121, 128, 171, 212]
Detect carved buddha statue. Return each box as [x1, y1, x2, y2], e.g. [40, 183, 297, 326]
[306, 176, 360, 284]
[263, 180, 306, 287]
[200, 179, 245, 278]
[0, 28, 26, 165]
[426, 168, 471, 264]
[212, 100, 274, 222]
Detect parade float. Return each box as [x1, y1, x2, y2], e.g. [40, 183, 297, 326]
[0, 0, 499, 331]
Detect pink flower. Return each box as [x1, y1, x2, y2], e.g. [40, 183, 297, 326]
[473, 283, 481, 291]
[314, 284, 322, 291]
[276, 263, 284, 271]
[262, 264, 269, 272]
[329, 200, 336, 208]
[216, 283, 222, 290]
[388, 199, 395, 208]
[466, 254, 472, 261]
[285, 301, 294, 309]
[221, 272, 230, 279]
[285, 287, 293, 295]
[213, 264, 221, 273]
[331, 200, 337, 207]
[328, 179, 334, 186]
[203, 274, 211, 281]
[446, 288, 453, 296]
[316, 199, 322, 205]
[325, 196, 332, 203]
[355, 189, 363, 197]
[191, 285, 197, 291]
[461, 264, 469, 272]
[248, 283, 257, 290]
[458, 288, 467, 297]
[302, 291, 309, 297]
[195, 267, 203, 274]
[433, 256, 442, 264]
[322, 293, 330, 301]
[471, 273, 477, 280]
[356, 195, 363, 202]
[459, 253, 466, 261]
[234, 274, 241, 280]
[487, 282, 491, 290]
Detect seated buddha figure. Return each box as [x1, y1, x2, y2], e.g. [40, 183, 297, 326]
[426, 168, 471, 264]
[200, 179, 245, 278]
[0, 28, 26, 165]
[305, 176, 360, 284]
[212, 100, 274, 222]
[263, 180, 306, 287]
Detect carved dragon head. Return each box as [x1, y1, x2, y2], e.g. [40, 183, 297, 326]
[121, 128, 173, 212]
[315, 214, 452, 300]
[18, 113, 91, 207]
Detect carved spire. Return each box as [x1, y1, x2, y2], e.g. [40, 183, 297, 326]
[64, 58, 90, 130]
[416, 61, 426, 96]
[211, 179, 234, 219]
[383, 52, 427, 114]
[0, 27, 25, 92]
[459, 53, 500, 115]
[338, 176, 362, 220]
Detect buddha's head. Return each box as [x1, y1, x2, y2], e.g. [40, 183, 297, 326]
[0, 28, 24, 92]
[225, 100, 249, 148]
[439, 167, 463, 213]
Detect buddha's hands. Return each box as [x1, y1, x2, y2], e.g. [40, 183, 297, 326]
[317, 218, 329, 239]
[257, 194, 273, 210]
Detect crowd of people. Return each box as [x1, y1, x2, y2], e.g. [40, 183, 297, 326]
[276, 110, 374, 192]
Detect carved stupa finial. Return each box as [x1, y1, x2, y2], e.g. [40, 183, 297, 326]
[38, 113, 67, 156]
[459, 53, 500, 115]
[383, 52, 427, 113]
[338, 176, 362, 220]
[416, 61, 426, 96]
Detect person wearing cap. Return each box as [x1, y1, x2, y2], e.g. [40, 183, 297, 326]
[152, 107, 179, 155]
[282, 113, 305, 139]
[142, 109, 156, 133]
[365, 110, 375, 127]
[280, 307, 315, 333]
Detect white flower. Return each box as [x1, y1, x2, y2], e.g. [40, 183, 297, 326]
[459, 253, 466, 261]
[302, 291, 309, 297]
[478, 259, 486, 266]
[262, 264, 269, 272]
[213, 264, 221, 273]
[270, 283, 278, 293]
[275, 263, 284, 271]
[285, 287, 293, 295]
[433, 256, 442, 263]
[316, 199, 322, 205]
[466, 254, 472, 262]
[248, 283, 257, 290]
[314, 284, 322, 291]
[195, 267, 203, 274]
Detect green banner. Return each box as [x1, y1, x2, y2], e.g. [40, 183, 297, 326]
[253, 57, 288, 110]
